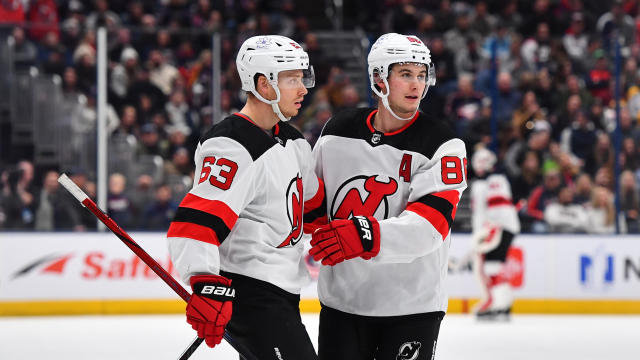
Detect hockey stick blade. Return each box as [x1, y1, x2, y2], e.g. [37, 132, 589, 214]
[57, 174, 257, 360]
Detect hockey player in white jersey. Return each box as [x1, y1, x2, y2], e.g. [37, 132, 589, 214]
[307, 33, 467, 360]
[166, 35, 322, 358]
[469, 147, 520, 320]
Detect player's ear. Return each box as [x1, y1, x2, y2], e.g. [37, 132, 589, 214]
[373, 70, 387, 93]
[255, 74, 271, 96]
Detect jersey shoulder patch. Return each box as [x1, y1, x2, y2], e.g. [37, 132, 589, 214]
[320, 107, 374, 138]
[200, 114, 277, 161]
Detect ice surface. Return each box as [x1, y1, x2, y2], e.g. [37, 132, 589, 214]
[0, 314, 638, 359]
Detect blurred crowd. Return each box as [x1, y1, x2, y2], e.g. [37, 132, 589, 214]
[1, 0, 640, 233]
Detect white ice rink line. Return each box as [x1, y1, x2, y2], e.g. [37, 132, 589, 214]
[1, 314, 638, 359]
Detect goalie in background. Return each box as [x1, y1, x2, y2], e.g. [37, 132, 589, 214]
[470, 146, 520, 321]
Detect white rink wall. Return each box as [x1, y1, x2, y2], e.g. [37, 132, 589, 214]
[1, 232, 639, 315]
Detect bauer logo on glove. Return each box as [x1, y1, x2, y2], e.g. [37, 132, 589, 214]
[194, 283, 236, 300]
[309, 215, 381, 266]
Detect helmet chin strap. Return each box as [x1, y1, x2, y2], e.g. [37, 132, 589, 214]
[251, 81, 291, 122]
[374, 77, 420, 121]
[271, 102, 290, 122]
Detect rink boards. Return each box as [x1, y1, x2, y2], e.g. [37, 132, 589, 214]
[0, 232, 639, 315]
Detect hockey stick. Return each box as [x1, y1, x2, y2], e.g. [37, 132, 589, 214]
[57, 174, 257, 360]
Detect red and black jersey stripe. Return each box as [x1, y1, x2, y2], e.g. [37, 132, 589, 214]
[406, 190, 460, 240]
[167, 193, 239, 246]
[303, 178, 327, 234]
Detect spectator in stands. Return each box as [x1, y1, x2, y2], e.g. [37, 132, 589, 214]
[596, 0, 636, 52]
[594, 165, 614, 190]
[430, 36, 458, 96]
[121, 0, 146, 27]
[494, 71, 522, 124]
[520, 0, 556, 37]
[560, 110, 597, 174]
[12, 26, 38, 70]
[621, 136, 640, 171]
[444, 8, 481, 57]
[40, 35, 66, 76]
[107, 172, 134, 229]
[141, 183, 177, 230]
[61, 66, 81, 98]
[563, 12, 590, 72]
[85, 0, 121, 30]
[533, 68, 555, 114]
[137, 123, 170, 158]
[166, 124, 192, 156]
[435, 0, 456, 33]
[525, 160, 563, 233]
[148, 49, 179, 96]
[544, 185, 589, 233]
[27, 0, 59, 42]
[0, 161, 35, 229]
[586, 49, 612, 105]
[165, 89, 194, 132]
[163, 146, 193, 177]
[127, 174, 154, 223]
[0, 1, 25, 29]
[511, 90, 546, 140]
[186, 49, 213, 107]
[586, 186, 616, 234]
[552, 93, 583, 141]
[455, 35, 484, 76]
[620, 169, 640, 233]
[110, 46, 140, 99]
[558, 75, 594, 116]
[555, 150, 581, 188]
[446, 73, 484, 136]
[511, 149, 542, 204]
[60, 1, 85, 52]
[505, 119, 551, 178]
[126, 67, 167, 119]
[521, 22, 552, 71]
[34, 170, 60, 231]
[573, 172, 595, 205]
[470, 1, 497, 37]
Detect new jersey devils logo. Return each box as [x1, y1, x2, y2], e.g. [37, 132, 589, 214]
[278, 175, 304, 248]
[396, 341, 422, 360]
[330, 175, 398, 220]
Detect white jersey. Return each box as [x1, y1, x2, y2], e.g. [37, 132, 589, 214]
[310, 108, 467, 316]
[470, 173, 521, 236]
[167, 113, 322, 294]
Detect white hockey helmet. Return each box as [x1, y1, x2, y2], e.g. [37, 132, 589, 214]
[471, 147, 497, 174]
[367, 33, 436, 120]
[236, 35, 315, 122]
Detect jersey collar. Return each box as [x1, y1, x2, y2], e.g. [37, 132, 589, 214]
[366, 109, 420, 136]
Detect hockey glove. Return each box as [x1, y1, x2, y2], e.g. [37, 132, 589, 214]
[309, 215, 380, 266]
[186, 274, 234, 348]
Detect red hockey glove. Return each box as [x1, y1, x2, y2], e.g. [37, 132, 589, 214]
[309, 215, 380, 266]
[186, 275, 234, 348]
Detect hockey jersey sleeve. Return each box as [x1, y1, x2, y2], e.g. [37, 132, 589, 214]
[375, 138, 468, 264]
[167, 137, 257, 284]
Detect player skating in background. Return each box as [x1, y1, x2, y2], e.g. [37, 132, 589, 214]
[167, 35, 321, 358]
[469, 146, 521, 321]
[307, 33, 467, 360]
